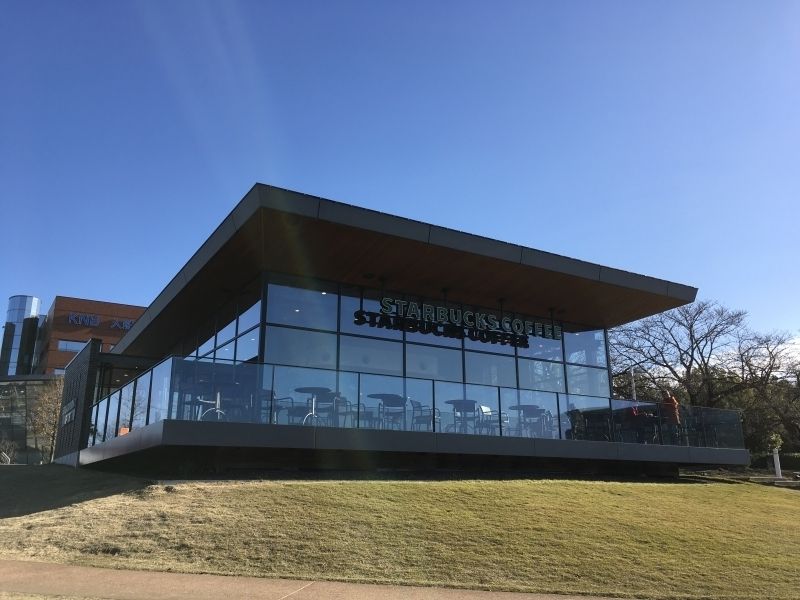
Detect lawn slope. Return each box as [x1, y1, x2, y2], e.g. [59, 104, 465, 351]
[1, 466, 797, 600]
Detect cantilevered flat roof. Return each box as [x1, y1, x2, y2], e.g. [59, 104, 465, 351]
[113, 184, 697, 357]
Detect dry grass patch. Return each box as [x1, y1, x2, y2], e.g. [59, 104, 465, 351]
[1, 467, 798, 599]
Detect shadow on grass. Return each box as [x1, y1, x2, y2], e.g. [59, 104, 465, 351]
[156, 467, 749, 485]
[0, 464, 151, 518]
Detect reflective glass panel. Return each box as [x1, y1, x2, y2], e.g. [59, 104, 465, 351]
[132, 371, 151, 429]
[464, 351, 516, 387]
[264, 326, 337, 369]
[517, 358, 565, 393]
[235, 327, 260, 363]
[611, 398, 661, 444]
[434, 380, 465, 434]
[466, 384, 501, 436]
[148, 359, 173, 424]
[562, 395, 611, 441]
[505, 390, 560, 439]
[104, 391, 120, 441]
[564, 329, 607, 367]
[464, 334, 515, 355]
[94, 399, 108, 444]
[215, 339, 235, 362]
[406, 378, 436, 432]
[517, 336, 563, 361]
[216, 318, 237, 346]
[358, 373, 405, 430]
[118, 383, 134, 435]
[339, 335, 402, 376]
[238, 299, 261, 333]
[271, 366, 337, 426]
[405, 344, 463, 382]
[340, 291, 402, 340]
[566, 365, 610, 397]
[266, 283, 338, 331]
[197, 333, 215, 357]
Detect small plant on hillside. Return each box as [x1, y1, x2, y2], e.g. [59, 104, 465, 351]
[767, 432, 783, 452]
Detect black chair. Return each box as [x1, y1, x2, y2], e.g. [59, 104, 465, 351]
[410, 400, 440, 431]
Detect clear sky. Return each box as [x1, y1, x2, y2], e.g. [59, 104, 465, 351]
[1, 1, 798, 336]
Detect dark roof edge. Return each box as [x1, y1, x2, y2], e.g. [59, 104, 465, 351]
[113, 183, 698, 354]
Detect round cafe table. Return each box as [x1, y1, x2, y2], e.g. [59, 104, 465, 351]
[444, 399, 479, 433]
[508, 404, 546, 437]
[294, 387, 332, 425]
[367, 393, 406, 429]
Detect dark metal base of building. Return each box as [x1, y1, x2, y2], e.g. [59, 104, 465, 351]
[77, 419, 748, 479]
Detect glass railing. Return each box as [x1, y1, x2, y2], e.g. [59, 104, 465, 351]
[88, 357, 745, 450]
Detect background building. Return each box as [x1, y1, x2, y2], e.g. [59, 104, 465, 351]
[34, 296, 145, 375]
[0, 295, 41, 376]
[0, 295, 144, 463]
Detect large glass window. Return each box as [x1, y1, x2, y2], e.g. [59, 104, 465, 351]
[132, 372, 151, 429]
[266, 283, 338, 331]
[566, 365, 610, 397]
[517, 358, 565, 393]
[118, 383, 134, 435]
[57, 340, 86, 352]
[406, 378, 436, 431]
[340, 289, 402, 340]
[216, 318, 237, 347]
[405, 344, 463, 382]
[235, 327, 259, 363]
[93, 399, 108, 445]
[339, 335, 402, 376]
[562, 395, 611, 441]
[464, 351, 516, 388]
[264, 326, 337, 369]
[148, 359, 173, 424]
[564, 329, 607, 367]
[358, 373, 405, 429]
[517, 336, 563, 362]
[271, 366, 338, 426]
[105, 391, 120, 441]
[215, 339, 235, 362]
[238, 299, 261, 333]
[466, 384, 501, 436]
[504, 389, 560, 439]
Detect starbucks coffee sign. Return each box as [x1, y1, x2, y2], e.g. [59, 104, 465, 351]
[353, 297, 561, 349]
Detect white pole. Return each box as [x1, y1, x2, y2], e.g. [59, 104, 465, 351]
[630, 367, 637, 401]
[773, 448, 783, 479]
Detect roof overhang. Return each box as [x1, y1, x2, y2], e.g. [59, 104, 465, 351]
[114, 184, 697, 357]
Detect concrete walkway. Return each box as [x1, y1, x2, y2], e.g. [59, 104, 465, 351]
[0, 560, 624, 600]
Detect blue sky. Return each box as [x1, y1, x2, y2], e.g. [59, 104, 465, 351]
[1, 1, 798, 336]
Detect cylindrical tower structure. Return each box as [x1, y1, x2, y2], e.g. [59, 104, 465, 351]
[0, 295, 41, 376]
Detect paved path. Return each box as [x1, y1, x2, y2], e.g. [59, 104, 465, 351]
[0, 560, 625, 600]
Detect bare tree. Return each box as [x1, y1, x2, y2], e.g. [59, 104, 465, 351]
[609, 300, 791, 408]
[27, 378, 63, 463]
[0, 433, 17, 464]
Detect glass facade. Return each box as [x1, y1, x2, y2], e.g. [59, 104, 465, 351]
[0, 295, 41, 376]
[87, 275, 746, 451]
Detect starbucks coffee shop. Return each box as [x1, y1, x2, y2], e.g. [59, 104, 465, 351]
[55, 184, 749, 474]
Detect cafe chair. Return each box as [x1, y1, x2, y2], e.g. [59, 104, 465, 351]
[410, 400, 440, 432]
[475, 405, 508, 436]
[381, 397, 407, 430]
[357, 403, 383, 429]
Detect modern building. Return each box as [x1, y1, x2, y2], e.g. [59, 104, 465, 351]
[0, 374, 59, 464]
[55, 184, 749, 474]
[0, 295, 41, 376]
[0, 295, 144, 464]
[34, 296, 146, 375]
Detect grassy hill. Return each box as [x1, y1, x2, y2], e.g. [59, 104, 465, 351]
[1, 466, 797, 600]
